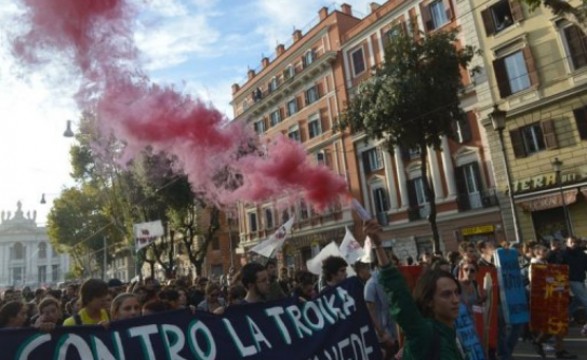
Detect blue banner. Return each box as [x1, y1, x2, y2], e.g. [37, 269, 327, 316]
[455, 303, 485, 360]
[494, 248, 529, 324]
[0, 277, 381, 360]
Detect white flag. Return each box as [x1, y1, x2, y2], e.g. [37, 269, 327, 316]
[306, 241, 356, 277]
[249, 216, 295, 258]
[339, 227, 365, 265]
[134, 220, 164, 252]
[360, 236, 374, 263]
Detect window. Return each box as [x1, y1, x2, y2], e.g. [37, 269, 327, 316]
[362, 148, 383, 173]
[38, 242, 47, 259]
[52, 265, 59, 282]
[288, 125, 301, 141]
[300, 201, 309, 220]
[562, 24, 587, 71]
[268, 77, 278, 93]
[481, 0, 523, 36]
[283, 65, 295, 80]
[573, 106, 587, 140]
[413, 178, 428, 206]
[254, 119, 266, 134]
[38, 265, 46, 284]
[452, 114, 472, 143]
[248, 212, 258, 232]
[303, 50, 315, 68]
[12, 242, 24, 260]
[282, 209, 290, 223]
[252, 88, 263, 102]
[493, 48, 537, 97]
[510, 120, 558, 157]
[385, 22, 407, 44]
[422, 0, 452, 31]
[11, 267, 23, 284]
[305, 86, 319, 105]
[308, 115, 321, 138]
[270, 109, 282, 126]
[373, 187, 390, 225]
[287, 99, 298, 116]
[316, 151, 327, 166]
[265, 208, 274, 229]
[351, 48, 366, 76]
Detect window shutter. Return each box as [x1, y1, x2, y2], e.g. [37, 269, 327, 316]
[407, 180, 418, 208]
[541, 119, 558, 149]
[454, 166, 469, 210]
[523, 46, 539, 87]
[471, 162, 483, 191]
[443, 0, 453, 20]
[420, 3, 434, 32]
[493, 58, 511, 98]
[362, 152, 371, 173]
[481, 8, 495, 36]
[509, 128, 527, 158]
[509, 0, 524, 22]
[573, 107, 587, 140]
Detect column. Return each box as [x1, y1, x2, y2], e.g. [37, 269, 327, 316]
[394, 146, 409, 208]
[367, 34, 375, 68]
[441, 136, 457, 198]
[382, 149, 399, 209]
[427, 146, 444, 200]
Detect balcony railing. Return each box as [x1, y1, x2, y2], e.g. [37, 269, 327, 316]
[456, 188, 499, 211]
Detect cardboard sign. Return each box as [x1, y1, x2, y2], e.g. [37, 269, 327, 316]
[494, 248, 529, 324]
[456, 303, 486, 360]
[529, 264, 570, 335]
[475, 267, 499, 350]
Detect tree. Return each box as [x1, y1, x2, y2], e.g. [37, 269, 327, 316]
[523, 0, 587, 27]
[340, 29, 476, 253]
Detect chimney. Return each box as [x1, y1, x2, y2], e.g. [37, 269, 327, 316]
[231, 83, 240, 94]
[262, 57, 270, 68]
[247, 69, 255, 80]
[318, 7, 328, 20]
[341, 3, 352, 15]
[293, 29, 302, 42]
[370, 2, 381, 12]
[276, 44, 285, 56]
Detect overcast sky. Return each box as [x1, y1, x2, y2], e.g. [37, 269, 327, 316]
[0, 0, 371, 225]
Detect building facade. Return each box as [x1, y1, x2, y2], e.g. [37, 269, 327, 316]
[339, 0, 503, 259]
[474, 0, 587, 242]
[231, 5, 363, 269]
[0, 202, 70, 288]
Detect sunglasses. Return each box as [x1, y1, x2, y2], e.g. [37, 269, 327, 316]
[463, 268, 476, 273]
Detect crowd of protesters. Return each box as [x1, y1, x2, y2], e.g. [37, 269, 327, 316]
[1, 223, 586, 360]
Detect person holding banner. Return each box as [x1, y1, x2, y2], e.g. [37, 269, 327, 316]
[241, 262, 271, 304]
[63, 279, 110, 326]
[364, 220, 464, 360]
[0, 301, 28, 329]
[110, 293, 141, 321]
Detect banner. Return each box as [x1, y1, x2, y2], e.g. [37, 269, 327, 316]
[455, 303, 486, 360]
[494, 248, 529, 324]
[475, 267, 498, 350]
[134, 220, 164, 252]
[529, 264, 569, 335]
[0, 278, 381, 360]
[250, 217, 295, 258]
[306, 242, 356, 277]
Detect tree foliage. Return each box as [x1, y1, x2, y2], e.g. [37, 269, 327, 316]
[340, 29, 476, 252]
[523, 0, 587, 26]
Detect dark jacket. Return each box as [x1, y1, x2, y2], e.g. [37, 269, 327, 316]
[379, 265, 464, 360]
[563, 247, 587, 282]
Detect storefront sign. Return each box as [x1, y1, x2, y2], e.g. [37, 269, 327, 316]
[518, 189, 578, 212]
[462, 225, 495, 236]
[512, 172, 579, 194]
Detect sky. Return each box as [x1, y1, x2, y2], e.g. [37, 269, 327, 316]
[0, 0, 371, 225]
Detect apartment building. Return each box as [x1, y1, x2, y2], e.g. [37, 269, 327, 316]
[340, 0, 503, 259]
[473, 0, 587, 242]
[231, 5, 363, 269]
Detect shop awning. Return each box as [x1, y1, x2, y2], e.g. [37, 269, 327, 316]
[581, 187, 587, 199]
[517, 189, 579, 212]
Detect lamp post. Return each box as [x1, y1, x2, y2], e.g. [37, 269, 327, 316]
[490, 105, 522, 243]
[551, 157, 572, 236]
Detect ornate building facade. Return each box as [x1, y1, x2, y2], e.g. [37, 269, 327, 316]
[0, 202, 70, 288]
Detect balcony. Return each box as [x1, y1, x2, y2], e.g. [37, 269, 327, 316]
[242, 51, 338, 118]
[456, 188, 499, 211]
[408, 203, 430, 221]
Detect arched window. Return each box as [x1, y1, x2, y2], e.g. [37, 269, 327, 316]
[38, 242, 47, 259]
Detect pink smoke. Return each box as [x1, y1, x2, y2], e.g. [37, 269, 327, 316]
[11, 0, 348, 210]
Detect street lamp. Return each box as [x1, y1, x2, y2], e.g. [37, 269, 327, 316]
[551, 157, 572, 236]
[490, 105, 522, 243]
[63, 120, 75, 138]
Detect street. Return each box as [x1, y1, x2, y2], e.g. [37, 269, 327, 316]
[513, 326, 587, 359]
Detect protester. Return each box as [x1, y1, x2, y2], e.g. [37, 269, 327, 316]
[110, 293, 141, 321]
[320, 256, 348, 292]
[213, 284, 247, 315]
[364, 220, 463, 359]
[33, 297, 63, 331]
[477, 240, 495, 267]
[142, 299, 170, 316]
[353, 261, 372, 283]
[197, 283, 225, 313]
[0, 301, 28, 329]
[291, 270, 316, 301]
[457, 262, 485, 315]
[265, 259, 286, 301]
[159, 288, 181, 310]
[63, 279, 110, 326]
[241, 262, 270, 303]
[430, 258, 451, 273]
[564, 236, 587, 324]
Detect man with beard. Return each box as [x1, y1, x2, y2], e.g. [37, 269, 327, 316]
[242, 262, 271, 304]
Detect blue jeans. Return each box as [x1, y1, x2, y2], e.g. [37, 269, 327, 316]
[569, 281, 587, 314]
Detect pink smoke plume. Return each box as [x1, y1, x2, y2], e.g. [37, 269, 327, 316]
[11, 0, 348, 210]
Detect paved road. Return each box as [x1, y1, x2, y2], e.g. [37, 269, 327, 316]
[512, 326, 587, 359]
